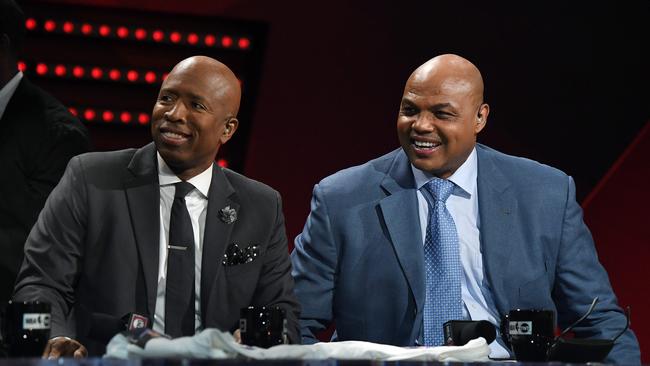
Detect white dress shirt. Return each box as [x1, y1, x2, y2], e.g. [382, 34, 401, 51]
[412, 147, 510, 358]
[154, 152, 212, 334]
[0, 71, 23, 120]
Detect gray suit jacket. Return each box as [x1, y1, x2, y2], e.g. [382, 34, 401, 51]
[291, 144, 639, 364]
[14, 143, 300, 355]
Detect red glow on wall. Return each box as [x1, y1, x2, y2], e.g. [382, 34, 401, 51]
[170, 31, 181, 43]
[17, 61, 26, 72]
[54, 64, 67, 76]
[102, 110, 114, 122]
[127, 70, 139, 82]
[73, 66, 85, 78]
[135, 28, 147, 40]
[152, 30, 164, 42]
[36, 63, 48, 75]
[117, 26, 129, 38]
[91, 67, 103, 79]
[63, 21, 74, 33]
[84, 109, 96, 121]
[44, 20, 56, 32]
[138, 113, 150, 125]
[25, 18, 37, 30]
[162, 73, 169, 81]
[204, 34, 216, 46]
[145, 71, 156, 84]
[109, 69, 121, 80]
[99, 25, 111, 37]
[238, 37, 250, 49]
[187, 33, 199, 45]
[217, 159, 228, 168]
[221, 36, 233, 48]
[81, 23, 93, 35]
[120, 112, 132, 124]
[68, 107, 78, 116]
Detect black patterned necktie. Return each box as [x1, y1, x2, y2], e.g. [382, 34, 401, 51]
[165, 181, 195, 337]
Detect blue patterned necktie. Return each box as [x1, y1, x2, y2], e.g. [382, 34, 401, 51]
[421, 177, 463, 346]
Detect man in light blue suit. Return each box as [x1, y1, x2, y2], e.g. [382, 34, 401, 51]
[291, 54, 640, 363]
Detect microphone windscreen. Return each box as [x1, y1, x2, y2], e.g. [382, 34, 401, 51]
[459, 320, 496, 345]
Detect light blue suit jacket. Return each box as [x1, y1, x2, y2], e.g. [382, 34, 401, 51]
[291, 144, 640, 364]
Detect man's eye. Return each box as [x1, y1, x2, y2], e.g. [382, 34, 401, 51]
[435, 111, 453, 119]
[158, 95, 173, 103]
[192, 102, 206, 111]
[401, 106, 418, 116]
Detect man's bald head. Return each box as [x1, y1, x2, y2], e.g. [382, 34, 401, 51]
[167, 55, 241, 118]
[407, 54, 485, 106]
[397, 54, 489, 178]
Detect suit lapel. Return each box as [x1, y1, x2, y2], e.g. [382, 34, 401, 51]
[124, 143, 160, 316]
[476, 145, 517, 315]
[200, 166, 239, 320]
[378, 151, 426, 315]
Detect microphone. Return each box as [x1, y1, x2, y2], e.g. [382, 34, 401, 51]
[443, 320, 496, 346]
[86, 312, 150, 343]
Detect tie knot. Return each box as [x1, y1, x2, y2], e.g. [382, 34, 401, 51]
[425, 178, 455, 202]
[174, 181, 195, 198]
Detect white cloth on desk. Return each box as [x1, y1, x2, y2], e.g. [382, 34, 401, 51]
[104, 328, 490, 361]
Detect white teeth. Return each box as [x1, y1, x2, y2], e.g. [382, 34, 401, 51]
[414, 141, 436, 148]
[163, 131, 186, 139]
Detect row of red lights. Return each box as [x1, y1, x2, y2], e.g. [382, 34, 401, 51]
[70, 107, 150, 125]
[18, 60, 167, 84]
[25, 18, 251, 50]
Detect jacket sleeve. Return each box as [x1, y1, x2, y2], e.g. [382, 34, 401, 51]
[552, 176, 640, 364]
[291, 183, 338, 344]
[13, 155, 89, 339]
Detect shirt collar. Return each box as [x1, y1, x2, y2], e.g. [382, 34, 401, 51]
[157, 152, 212, 198]
[411, 147, 478, 198]
[0, 71, 24, 120]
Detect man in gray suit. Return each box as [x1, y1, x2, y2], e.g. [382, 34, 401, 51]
[291, 54, 639, 363]
[14, 56, 299, 357]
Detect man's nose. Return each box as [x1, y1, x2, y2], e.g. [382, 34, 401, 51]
[412, 112, 435, 133]
[164, 102, 187, 122]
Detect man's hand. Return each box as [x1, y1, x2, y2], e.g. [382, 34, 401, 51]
[42, 337, 87, 359]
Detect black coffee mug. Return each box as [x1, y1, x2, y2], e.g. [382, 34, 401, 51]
[239, 306, 287, 348]
[2, 301, 51, 357]
[503, 309, 555, 361]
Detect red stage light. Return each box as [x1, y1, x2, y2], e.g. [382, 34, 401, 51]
[144, 71, 156, 84]
[44, 20, 56, 32]
[84, 109, 96, 121]
[221, 36, 233, 48]
[138, 113, 150, 125]
[109, 69, 121, 81]
[36, 63, 48, 75]
[238, 38, 250, 49]
[81, 23, 93, 35]
[73, 66, 85, 78]
[170, 32, 181, 43]
[187, 33, 198, 45]
[17, 61, 26, 72]
[152, 30, 164, 42]
[99, 25, 111, 37]
[127, 70, 138, 82]
[117, 26, 129, 38]
[120, 112, 132, 124]
[217, 159, 228, 168]
[102, 110, 114, 122]
[204, 34, 216, 46]
[135, 28, 147, 40]
[54, 65, 66, 76]
[69, 107, 78, 116]
[25, 18, 37, 30]
[91, 67, 103, 79]
[63, 21, 74, 33]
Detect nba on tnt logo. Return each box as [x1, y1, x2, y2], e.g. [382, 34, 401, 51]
[509, 320, 533, 335]
[22, 313, 51, 330]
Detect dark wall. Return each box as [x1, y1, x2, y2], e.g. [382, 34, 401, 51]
[34, 0, 650, 359]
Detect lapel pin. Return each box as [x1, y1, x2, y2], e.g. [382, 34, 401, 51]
[219, 205, 237, 224]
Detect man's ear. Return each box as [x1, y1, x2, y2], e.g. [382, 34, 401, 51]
[475, 103, 489, 134]
[220, 117, 239, 144]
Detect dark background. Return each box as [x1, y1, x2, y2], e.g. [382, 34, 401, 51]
[22, 0, 650, 360]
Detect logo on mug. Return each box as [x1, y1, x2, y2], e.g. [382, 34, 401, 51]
[509, 321, 533, 335]
[22, 313, 51, 330]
